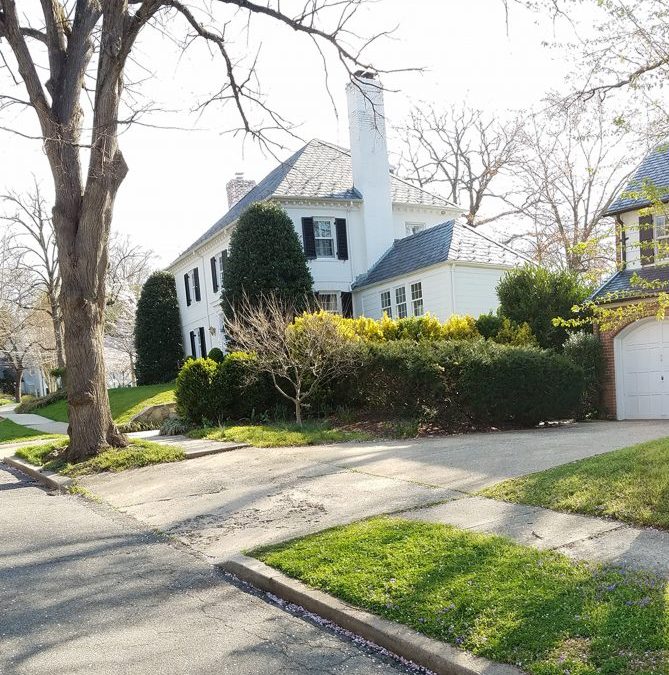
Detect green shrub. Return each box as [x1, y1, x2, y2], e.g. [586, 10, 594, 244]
[222, 202, 314, 317]
[354, 339, 584, 428]
[135, 272, 184, 385]
[475, 312, 503, 339]
[492, 318, 537, 347]
[497, 265, 590, 350]
[562, 332, 604, 418]
[175, 358, 219, 425]
[446, 342, 584, 426]
[208, 347, 225, 363]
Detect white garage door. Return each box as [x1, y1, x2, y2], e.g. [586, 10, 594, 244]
[617, 319, 669, 419]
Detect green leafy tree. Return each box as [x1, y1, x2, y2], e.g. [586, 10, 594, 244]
[497, 266, 590, 350]
[222, 203, 313, 316]
[135, 272, 183, 385]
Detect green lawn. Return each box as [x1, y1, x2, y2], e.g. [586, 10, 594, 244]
[35, 383, 175, 425]
[0, 396, 13, 406]
[16, 437, 184, 476]
[480, 437, 669, 530]
[254, 518, 669, 674]
[0, 419, 61, 445]
[189, 420, 371, 448]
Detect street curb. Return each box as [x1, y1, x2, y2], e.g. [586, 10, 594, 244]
[220, 554, 523, 675]
[3, 455, 73, 492]
[183, 443, 247, 459]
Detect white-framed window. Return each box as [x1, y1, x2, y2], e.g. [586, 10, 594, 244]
[395, 286, 408, 318]
[654, 215, 669, 261]
[318, 292, 339, 313]
[406, 222, 426, 236]
[314, 218, 335, 258]
[380, 290, 392, 317]
[411, 282, 424, 316]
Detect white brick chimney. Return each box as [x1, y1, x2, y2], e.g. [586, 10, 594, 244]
[226, 172, 256, 209]
[346, 72, 394, 268]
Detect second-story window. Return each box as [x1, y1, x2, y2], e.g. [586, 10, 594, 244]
[411, 282, 424, 316]
[314, 218, 335, 258]
[655, 215, 669, 261]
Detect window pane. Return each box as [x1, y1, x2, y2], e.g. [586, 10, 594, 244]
[397, 302, 408, 318]
[314, 220, 332, 237]
[655, 215, 669, 239]
[319, 293, 338, 312]
[381, 290, 392, 317]
[411, 282, 423, 300]
[395, 287, 406, 304]
[315, 239, 334, 257]
[413, 299, 424, 316]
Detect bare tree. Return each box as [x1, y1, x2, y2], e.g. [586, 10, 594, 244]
[0, 1, 388, 461]
[513, 102, 642, 277]
[398, 104, 527, 226]
[1, 182, 64, 370]
[225, 296, 361, 425]
[0, 237, 55, 402]
[106, 232, 155, 308]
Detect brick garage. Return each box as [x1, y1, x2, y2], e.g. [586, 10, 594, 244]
[596, 300, 660, 419]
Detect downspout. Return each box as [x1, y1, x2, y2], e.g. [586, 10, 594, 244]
[450, 263, 457, 316]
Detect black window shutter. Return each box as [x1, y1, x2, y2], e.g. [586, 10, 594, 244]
[639, 214, 654, 266]
[198, 326, 206, 357]
[341, 291, 353, 318]
[302, 217, 316, 259]
[220, 250, 228, 287]
[184, 274, 191, 306]
[189, 331, 197, 358]
[335, 218, 348, 260]
[210, 257, 219, 293]
[193, 267, 201, 301]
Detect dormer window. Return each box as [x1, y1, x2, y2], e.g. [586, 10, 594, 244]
[655, 215, 669, 262]
[314, 218, 335, 258]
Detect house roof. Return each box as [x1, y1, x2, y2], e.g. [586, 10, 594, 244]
[171, 139, 459, 264]
[351, 220, 528, 290]
[607, 144, 669, 215]
[589, 265, 669, 303]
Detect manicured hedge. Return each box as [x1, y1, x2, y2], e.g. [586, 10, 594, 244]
[354, 340, 584, 427]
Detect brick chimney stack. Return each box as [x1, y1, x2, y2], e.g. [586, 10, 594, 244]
[226, 172, 256, 208]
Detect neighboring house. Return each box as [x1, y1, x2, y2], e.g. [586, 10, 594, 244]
[167, 73, 527, 358]
[0, 358, 49, 398]
[592, 144, 669, 419]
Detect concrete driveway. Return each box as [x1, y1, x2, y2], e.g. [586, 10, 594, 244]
[81, 419, 669, 561]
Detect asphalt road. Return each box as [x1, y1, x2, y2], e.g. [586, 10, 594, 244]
[0, 466, 408, 675]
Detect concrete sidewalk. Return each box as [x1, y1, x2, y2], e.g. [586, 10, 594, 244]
[1, 410, 68, 435]
[402, 496, 669, 577]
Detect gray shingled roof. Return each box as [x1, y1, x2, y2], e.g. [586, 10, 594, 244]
[607, 144, 669, 215]
[590, 265, 669, 302]
[173, 139, 458, 263]
[352, 220, 527, 289]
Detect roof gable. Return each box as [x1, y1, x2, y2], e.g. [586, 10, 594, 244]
[607, 144, 669, 215]
[590, 265, 669, 302]
[172, 139, 459, 263]
[352, 221, 527, 289]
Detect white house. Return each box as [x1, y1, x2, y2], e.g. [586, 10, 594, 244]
[167, 73, 527, 358]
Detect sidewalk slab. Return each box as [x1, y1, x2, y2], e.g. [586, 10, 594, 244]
[136, 432, 248, 458]
[402, 496, 668, 576]
[1, 411, 68, 434]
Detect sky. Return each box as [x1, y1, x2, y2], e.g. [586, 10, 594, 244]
[0, 0, 595, 267]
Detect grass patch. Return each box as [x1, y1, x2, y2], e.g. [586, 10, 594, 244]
[16, 438, 184, 476]
[0, 395, 13, 406]
[254, 517, 669, 674]
[35, 382, 175, 425]
[480, 437, 669, 530]
[189, 420, 372, 447]
[0, 418, 61, 445]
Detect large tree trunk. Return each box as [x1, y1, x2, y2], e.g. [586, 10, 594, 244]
[57, 203, 128, 463]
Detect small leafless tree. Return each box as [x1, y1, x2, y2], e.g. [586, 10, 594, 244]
[225, 295, 360, 425]
[106, 233, 155, 308]
[513, 102, 642, 276]
[398, 104, 528, 226]
[1, 183, 64, 370]
[0, 1, 390, 461]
